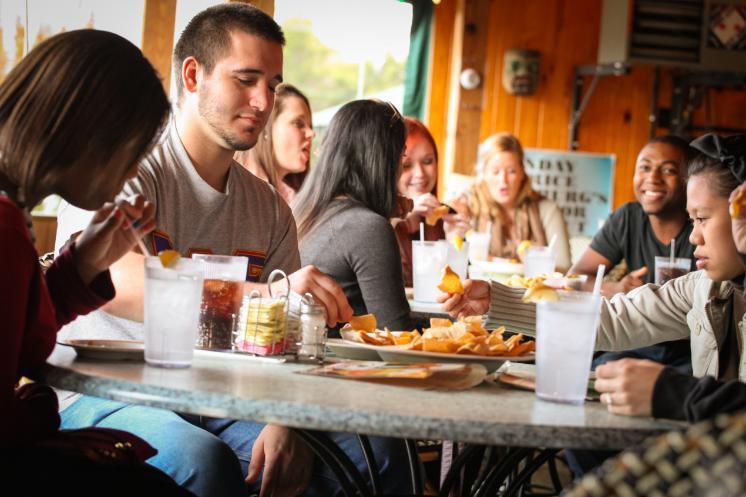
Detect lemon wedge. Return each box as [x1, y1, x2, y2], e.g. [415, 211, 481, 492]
[452, 236, 464, 251]
[516, 240, 533, 260]
[521, 285, 559, 303]
[158, 249, 181, 268]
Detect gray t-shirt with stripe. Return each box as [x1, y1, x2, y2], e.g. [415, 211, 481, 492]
[56, 121, 301, 342]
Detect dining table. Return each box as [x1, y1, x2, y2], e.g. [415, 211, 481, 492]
[40, 344, 686, 497]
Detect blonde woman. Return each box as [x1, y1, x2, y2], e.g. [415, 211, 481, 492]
[459, 132, 571, 271]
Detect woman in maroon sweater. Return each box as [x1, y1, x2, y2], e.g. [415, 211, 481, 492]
[0, 30, 191, 495]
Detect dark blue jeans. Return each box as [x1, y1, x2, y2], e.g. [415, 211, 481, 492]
[61, 396, 412, 497]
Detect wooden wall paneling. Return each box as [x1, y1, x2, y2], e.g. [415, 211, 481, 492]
[141, 0, 177, 95]
[428, 0, 458, 198]
[32, 216, 57, 256]
[450, 0, 492, 176]
[480, 0, 602, 150]
[575, 65, 654, 206]
[511, 1, 559, 148]
[480, 0, 513, 142]
[691, 87, 746, 132]
[427, 0, 746, 208]
[537, 0, 602, 150]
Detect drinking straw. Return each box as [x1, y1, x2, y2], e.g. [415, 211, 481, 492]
[419, 222, 424, 243]
[592, 264, 606, 295]
[126, 216, 151, 257]
[133, 233, 151, 257]
[548, 234, 557, 251]
[669, 238, 675, 264]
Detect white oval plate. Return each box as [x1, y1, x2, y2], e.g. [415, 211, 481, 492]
[374, 347, 534, 372]
[58, 339, 144, 361]
[326, 338, 381, 361]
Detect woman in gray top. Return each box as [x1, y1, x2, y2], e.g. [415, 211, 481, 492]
[292, 99, 412, 330]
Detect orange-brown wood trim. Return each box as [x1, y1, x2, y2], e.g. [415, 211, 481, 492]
[141, 0, 177, 95]
[450, 0, 491, 178]
[428, 0, 459, 199]
[231, 0, 275, 16]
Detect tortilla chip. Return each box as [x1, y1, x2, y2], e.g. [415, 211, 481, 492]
[425, 205, 449, 226]
[359, 330, 396, 346]
[437, 265, 464, 294]
[422, 336, 460, 353]
[460, 316, 486, 336]
[488, 343, 509, 355]
[508, 340, 536, 356]
[392, 330, 421, 346]
[349, 314, 377, 332]
[398, 335, 423, 351]
[504, 333, 524, 351]
[430, 318, 453, 328]
[731, 189, 746, 218]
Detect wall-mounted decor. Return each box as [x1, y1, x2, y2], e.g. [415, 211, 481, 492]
[502, 48, 540, 95]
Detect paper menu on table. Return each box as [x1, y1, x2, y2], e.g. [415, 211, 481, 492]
[299, 360, 487, 390]
[305, 361, 469, 379]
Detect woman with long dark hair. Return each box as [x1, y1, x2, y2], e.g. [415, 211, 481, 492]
[292, 99, 411, 330]
[0, 30, 188, 494]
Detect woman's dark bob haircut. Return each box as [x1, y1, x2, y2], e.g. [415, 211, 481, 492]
[0, 29, 170, 205]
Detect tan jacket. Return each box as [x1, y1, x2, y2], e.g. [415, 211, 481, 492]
[596, 270, 746, 381]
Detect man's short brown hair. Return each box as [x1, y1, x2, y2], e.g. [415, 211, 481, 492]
[173, 3, 285, 100]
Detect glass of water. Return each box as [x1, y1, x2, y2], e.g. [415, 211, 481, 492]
[466, 231, 490, 263]
[523, 246, 556, 278]
[446, 239, 469, 281]
[144, 257, 205, 368]
[412, 240, 448, 302]
[535, 291, 601, 404]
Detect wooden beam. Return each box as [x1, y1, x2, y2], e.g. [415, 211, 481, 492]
[449, 0, 491, 177]
[231, 0, 275, 17]
[435, 0, 490, 195]
[428, 0, 458, 199]
[141, 0, 177, 95]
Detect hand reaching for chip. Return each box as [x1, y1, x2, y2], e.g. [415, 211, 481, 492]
[438, 279, 491, 318]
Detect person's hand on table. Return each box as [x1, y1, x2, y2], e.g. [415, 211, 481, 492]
[606, 266, 648, 296]
[730, 182, 746, 254]
[286, 265, 353, 327]
[74, 195, 155, 285]
[438, 279, 491, 318]
[594, 358, 665, 416]
[246, 424, 314, 497]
